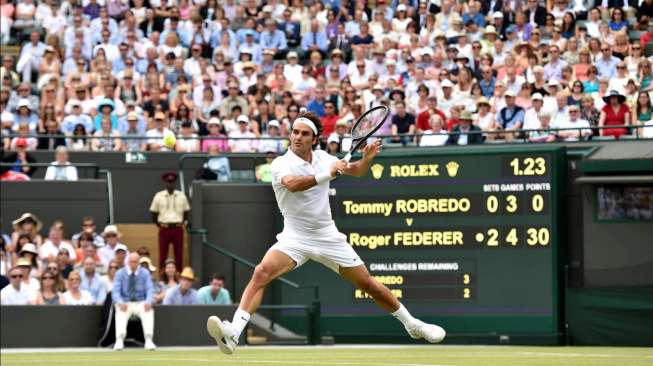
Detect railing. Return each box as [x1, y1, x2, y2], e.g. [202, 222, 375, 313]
[188, 228, 322, 345]
[177, 153, 262, 196]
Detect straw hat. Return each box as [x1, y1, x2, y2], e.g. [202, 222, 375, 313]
[180, 267, 196, 281]
[19, 243, 38, 255]
[12, 213, 42, 232]
[102, 225, 122, 238]
[139, 257, 157, 272]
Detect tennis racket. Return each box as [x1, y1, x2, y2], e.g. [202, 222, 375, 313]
[336, 105, 390, 175]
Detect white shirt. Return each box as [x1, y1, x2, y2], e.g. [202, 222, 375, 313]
[271, 149, 338, 233]
[419, 131, 448, 147]
[44, 162, 78, 181]
[39, 240, 77, 262]
[557, 117, 592, 141]
[523, 107, 543, 131]
[62, 290, 94, 305]
[0, 284, 36, 305]
[145, 128, 174, 151]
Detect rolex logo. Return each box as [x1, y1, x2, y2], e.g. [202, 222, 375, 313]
[446, 161, 460, 177]
[371, 164, 384, 179]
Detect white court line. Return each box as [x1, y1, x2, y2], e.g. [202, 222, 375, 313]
[515, 352, 650, 358]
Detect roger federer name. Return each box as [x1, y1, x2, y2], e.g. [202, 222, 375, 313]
[349, 231, 464, 249]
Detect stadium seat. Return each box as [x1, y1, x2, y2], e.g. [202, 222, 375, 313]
[645, 43, 653, 57]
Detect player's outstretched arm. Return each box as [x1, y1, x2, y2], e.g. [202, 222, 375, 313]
[344, 140, 382, 177]
[281, 175, 321, 192]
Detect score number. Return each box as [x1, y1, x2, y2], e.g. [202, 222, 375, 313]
[486, 194, 545, 214]
[509, 157, 546, 176]
[476, 227, 550, 247]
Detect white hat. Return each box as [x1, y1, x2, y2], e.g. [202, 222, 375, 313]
[548, 79, 560, 87]
[1, 111, 14, 122]
[420, 47, 433, 56]
[268, 120, 280, 128]
[208, 117, 221, 126]
[103, 225, 122, 237]
[262, 5, 273, 12]
[440, 79, 454, 88]
[385, 59, 396, 66]
[17, 98, 31, 109]
[237, 115, 250, 124]
[114, 243, 128, 253]
[532, 93, 544, 101]
[504, 89, 516, 97]
[327, 134, 340, 144]
[287, 51, 298, 59]
[493, 11, 504, 18]
[397, 4, 407, 11]
[19, 243, 38, 255]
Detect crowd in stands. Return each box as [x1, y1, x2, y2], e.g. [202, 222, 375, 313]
[0, 0, 653, 158]
[0, 212, 232, 307]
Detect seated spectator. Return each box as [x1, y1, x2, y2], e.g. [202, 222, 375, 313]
[11, 213, 42, 248]
[44, 146, 78, 181]
[257, 120, 285, 154]
[201, 118, 229, 153]
[2, 139, 37, 177]
[71, 216, 105, 248]
[102, 259, 118, 294]
[175, 121, 200, 152]
[91, 116, 122, 151]
[528, 113, 557, 143]
[68, 123, 91, 151]
[163, 266, 198, 305]
[599, 90, 631, 138]
[198, 273, 232, 305]
[112, 253, 156, 350]
[145, 112, 173, 151]
[98, 225, 122, 268]
[55, 248, 74, 280]
[139, 256, 162, 300]
[18, 243, 41, 279]
[62, 270, 93, 305]
[156, 259, 179, 304]
[495, 90, 524, 142]
[557, 105, 592, 141]
[391, 101, 416, 145]
[419, 115, 448, 147]
[327, 120, 353, 153]
[44, 261, 66, 292]
[79, 256, 107, 305]
[37, 119, 67, 150]
[40, 220, 76, 264]
[34, 270, 64, 305]
[197, 144, 232, 182]
[0, 266, 36, 305]
[326, 134, 340, 155]
[447, 111, 484, 145]
[122, 112, 147, 152]
[228, 115, 258, 152]
[255, 152, 276, 183]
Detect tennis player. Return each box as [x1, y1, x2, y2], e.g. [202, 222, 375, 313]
[207, 112, 445, 353]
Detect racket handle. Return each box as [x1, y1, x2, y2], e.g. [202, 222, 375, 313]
[336, 153, 353, 176]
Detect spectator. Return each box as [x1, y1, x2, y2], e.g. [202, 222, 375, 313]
[419, 115, 448, 147]
[175, 121, 200, 152]
[496, 90, 524, 142]
[37, 119, 67, 150]
[44, 146, 78, 181]
[91, 116, 122, 151]
[201, 118, 229, 153]
[122, 112, 147, 152]
[599, 91, 631, 138]
[71, 217, 105, 248]
[528, 112, 557, 143]
[18, 243, 41, 279]
[68, 123, 91, 151]
[112, 252, 155, 351]
[79, 256, 107, 305]
[2, 138, 37, 177]
[391, 100, 416, 145]
[34, 270, 63, 305]
[156, 259, 179, 304]
[228, 115, 258, 152]
[197, 272, 232, 305]
[10, 213, 42, 248]
[557, 104, 593, 141]
[255, 151, 276, 183]
[15, 257, 39, 293]
[62, 270, 93, 305]
[150, 172, 190, 270]
[327, 120, 353, 153]
[163, 266, 198, 305]
[447, 111, 483, 145]
[0, 266, 36, 305]
[197, 143, 233, 182]
[580, 95, 601, 136]
[257, 120, 285, 154]
[145, 112, 173, 151]
[113, 244, 128, 271]
[101, 259, 118, 294]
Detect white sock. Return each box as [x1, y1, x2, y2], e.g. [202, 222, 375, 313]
[231, 308, 251, 339]
[391, 304, 418, 328]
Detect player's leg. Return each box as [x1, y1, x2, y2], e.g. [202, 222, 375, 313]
[207, 249, 297, 354]
[339, 264, 446, 343]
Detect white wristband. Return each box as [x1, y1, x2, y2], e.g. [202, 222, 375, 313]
[315, 171, 335, 185]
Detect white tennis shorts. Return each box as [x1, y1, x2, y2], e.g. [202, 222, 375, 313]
[269, 225, 364, 273]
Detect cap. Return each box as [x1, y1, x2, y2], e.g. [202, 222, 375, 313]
[162, 171, 178, 182]
[102, 225, 121, 237]
[262, 5, 273, 12]
[420, 47, 434, 56]
[548, 79, 560, 87]
[268, 120, 280, 128]
[336, 119, 348, 127]
[237, 115, 250, 124]
[459, 110, 473, 120]
[477, 97, 490, 106]
[17, 98, 31, 109]
[15, 138, 28, 148]
[70, 99, 82, 108]
[372, 84, 384, 91]
[385, 59, 396, 66]
[504, 89, 516, 97]
[139, 257, 157, 272]
[532, 93, 544, 101]
[440, 79, 454, 88]
[331, 49, 343, 56]
[127, 111, 139, 120]
[327, 134, 340, 144]
[208, 117, 221, 126]
[16, 257, 32, 267]
[19, 243, 38, 255]
[154, 112, 167, 120]
[484, 25, 498, 35]
[0, 111, 13, 122]
[263, 49, 275, 55]
[374, 47, 385, 54]
[180, 267, 196, 280]
[287, 51, 298, 59]
[114, 243, 128, 253]
[45, 45, 55, 53]
[397, 4, 407, 11]
[493, 11, 504, 18]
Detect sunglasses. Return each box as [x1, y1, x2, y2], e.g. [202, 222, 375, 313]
[69, 278, 81, 282]
[48, 267, 58, 270]
[11, 274, 23, 278]
[43, 276, 54, 280]
[289, 108, 298, 112]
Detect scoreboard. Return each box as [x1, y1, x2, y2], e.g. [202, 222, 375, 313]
[280, 146, 565, 341]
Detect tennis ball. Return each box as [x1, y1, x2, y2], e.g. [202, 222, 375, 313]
[162, 131, 176, 149]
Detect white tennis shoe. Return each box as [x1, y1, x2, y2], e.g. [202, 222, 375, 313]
[113, 338, 124, 351]
[406, 320, 446, 343]
[207, 316, 238, 354]
[144, 338, 156, 351]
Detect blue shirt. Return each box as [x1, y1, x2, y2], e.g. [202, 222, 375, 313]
[595, 56, 620, 80]
[479, 77, 496, 98]
[301, 31, 328, 52]
[306, 99, 326, 117]
[80, 271, 107, 304]
[162, 285, 198, 305]
[112, 267, 154, 304]
[496, 106, 525, 129]
[197, 286, 232, 305]
[260, 30, 288, 51]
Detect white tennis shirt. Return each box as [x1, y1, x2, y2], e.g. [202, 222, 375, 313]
[271, 148, 339, 233]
